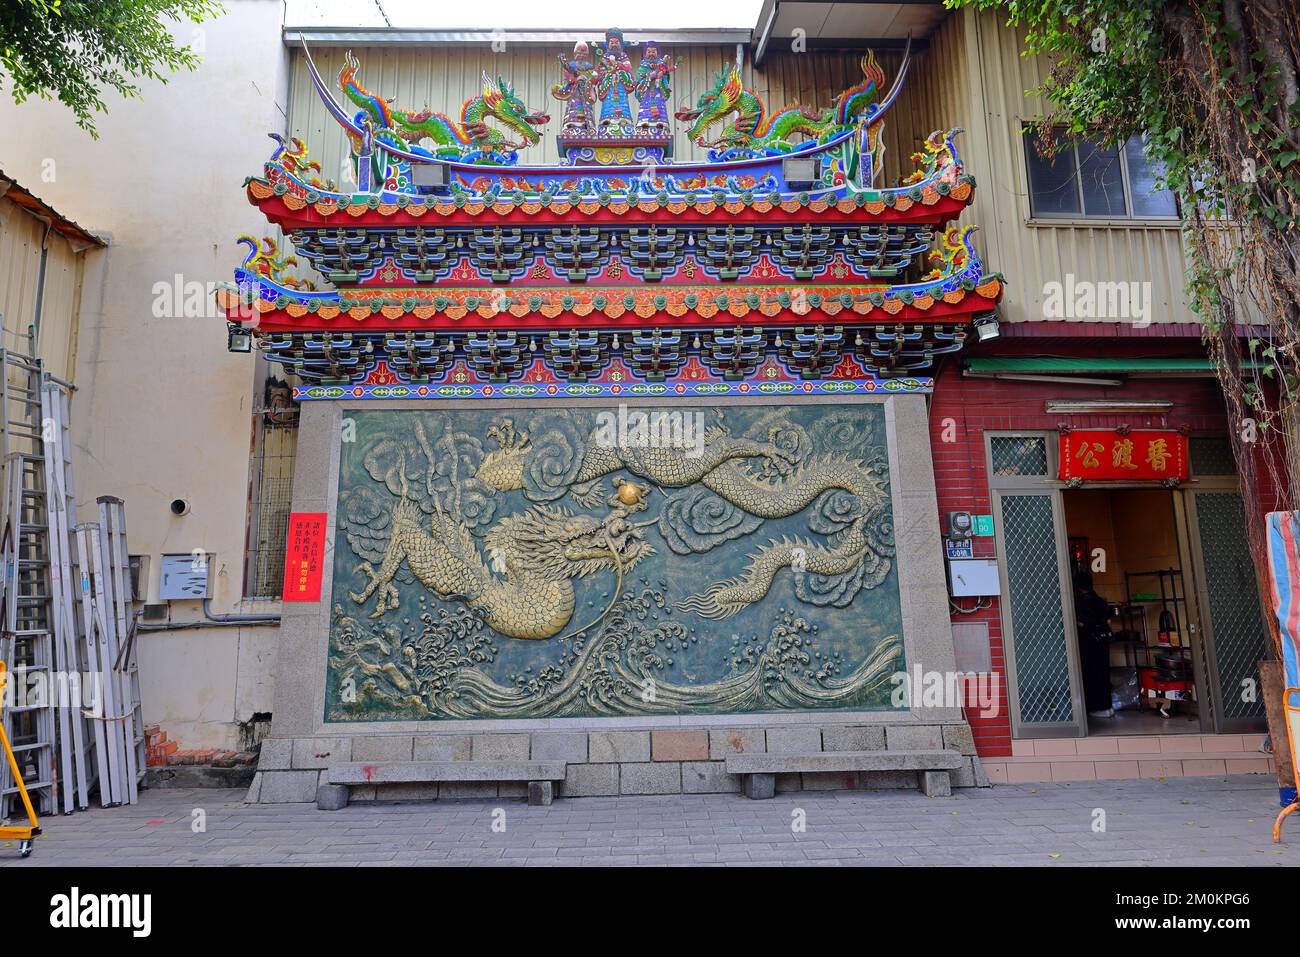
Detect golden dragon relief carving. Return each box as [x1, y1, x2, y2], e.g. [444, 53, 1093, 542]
[348, 414, 891, 641]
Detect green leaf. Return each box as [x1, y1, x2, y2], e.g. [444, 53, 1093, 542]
[0, 0, 225, 137]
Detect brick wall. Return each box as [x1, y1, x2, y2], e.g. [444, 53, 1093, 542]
[145, 725, 257, 769]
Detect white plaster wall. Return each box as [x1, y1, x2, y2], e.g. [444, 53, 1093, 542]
[0, 0, 290, 749]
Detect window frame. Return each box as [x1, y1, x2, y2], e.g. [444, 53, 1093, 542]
[1023, 127, 1181, 225]
[242, 376, 301, 601]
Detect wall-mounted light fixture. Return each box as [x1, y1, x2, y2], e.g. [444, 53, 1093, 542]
[973, 315, 1000, 341]
[411, 161, 450, 194]
[227, 324, 252, 353]
[1045, 399, 1174, 414]
[781, 156, 820, 189]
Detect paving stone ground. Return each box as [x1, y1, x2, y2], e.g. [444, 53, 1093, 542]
[3, 774, 1298, 866]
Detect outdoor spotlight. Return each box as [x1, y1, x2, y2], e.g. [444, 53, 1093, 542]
[782, 156, 819, 188]
[227, 324, 253, 353]
[974, 316, 1000, 341]
[411, 162, 450, 194]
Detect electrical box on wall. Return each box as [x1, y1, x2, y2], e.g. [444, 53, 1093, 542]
[159, 553, 211, 600]
[128, 554, 148, 601]
[951, 621, 992, 673]
[948, 559, 1001, 597]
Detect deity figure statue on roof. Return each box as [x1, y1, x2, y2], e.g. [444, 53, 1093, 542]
[594, 28, 636, 133]
[553, 41, 599, 133]
[634, 40, 676, 132]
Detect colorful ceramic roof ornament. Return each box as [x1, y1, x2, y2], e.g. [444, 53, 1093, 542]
[554, 42, 599, 134]
[594, 28, 636, 134]
[676, 51, 890, 161]
[633, 41, 676, 132]
[339, 51, 549, 170]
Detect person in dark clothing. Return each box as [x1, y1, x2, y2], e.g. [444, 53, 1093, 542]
[1072, 570, 1115, 718]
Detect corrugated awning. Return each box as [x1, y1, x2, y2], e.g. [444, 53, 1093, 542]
[0, 170, 105, 249]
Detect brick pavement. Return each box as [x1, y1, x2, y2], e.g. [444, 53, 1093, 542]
[3, 774, 1297, 866]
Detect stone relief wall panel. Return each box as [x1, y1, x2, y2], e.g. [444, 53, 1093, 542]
[325, 403, 904, 720]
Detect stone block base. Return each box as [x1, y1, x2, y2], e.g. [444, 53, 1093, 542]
[528, 781, 554, 806]
[316, 783, 349, 810]
[919, 770, 952, 798]
[743, 773, 776, 800]
[247, 721, 988, 803]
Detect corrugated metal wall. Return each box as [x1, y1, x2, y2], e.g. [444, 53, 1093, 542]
[962, 8, 1192, 324]
[35, 237, 84, 382]
[0, 196, 45, 349]
[0, 195, 85, 380]
[285, 40, 962, 190]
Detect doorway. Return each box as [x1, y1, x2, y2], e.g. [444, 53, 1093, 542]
[989, 431, 1270, 741]
[1063, 488, 1201, 736]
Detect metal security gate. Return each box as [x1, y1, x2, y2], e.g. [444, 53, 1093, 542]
[244, 392, 298, 599]
[1184, 489, 1271, 733]
[994, 491, 1086, 737]
[986, 433, 1086, 738]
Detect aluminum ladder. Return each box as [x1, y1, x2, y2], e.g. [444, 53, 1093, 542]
[42, 380, 94, 811]
[0, 339, 58, 819]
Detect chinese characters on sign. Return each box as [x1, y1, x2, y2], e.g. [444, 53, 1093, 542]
[1058, 430, 1188, 482]
[282, 512, 327, 602]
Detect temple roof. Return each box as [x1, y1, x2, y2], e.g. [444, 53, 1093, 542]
[213, 29, 1003, 399]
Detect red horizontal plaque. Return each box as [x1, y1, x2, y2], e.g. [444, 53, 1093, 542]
[1058, 429, 1188, 482]
[282, 512, 328, 602]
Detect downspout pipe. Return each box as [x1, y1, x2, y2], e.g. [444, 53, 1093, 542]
[32, 219, 52, 342]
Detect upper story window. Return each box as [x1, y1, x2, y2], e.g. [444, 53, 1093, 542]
[1024, 130, 1179, 220]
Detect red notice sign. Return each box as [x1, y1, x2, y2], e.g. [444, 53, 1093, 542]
[282, 512, 328, 602]
[1059, 429, 1189, 482]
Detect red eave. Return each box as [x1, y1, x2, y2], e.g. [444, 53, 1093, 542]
[220, 291, 1003, 333]
[250, 195, 973, 230]
[246, 174, 976, 231]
